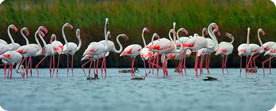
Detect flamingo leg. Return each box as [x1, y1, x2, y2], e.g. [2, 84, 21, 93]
[262, 56, 274, 78]
[56, 55, 60, 78]
[67, 55, 69, 77]
[4, 65, 6, 77]
[269, 57, 272, 74]
[246, 55, 253, 73]
[194, 52, 199, 78]
[88, 60, 93, 78]
[93, 60, 96, 76]
[96, 59, 99, 74]
[133, 57, 136, 76]
[224, 55, 229, 73]
[29, 57, 33, 77]
[148, 58, 151, 74]
[222, 56, 225, 74]
[71, 55, 74, 76]
[252, 54, 261, 68]
[156, 54, 159, 76]
[103, 53, 107, 77]
[36, 56, 47, 77]
[143, 60, 148, 77]
[101, 58, 104, 77]
[240, 56, 242, 76]
[183, 53, 187, 75]
[52, 55, 55, 77]
[49, 56, 52, 78]
[200, 56, 204, 75]
[82, 60, 92, 76]
[152, 56, 156, 75]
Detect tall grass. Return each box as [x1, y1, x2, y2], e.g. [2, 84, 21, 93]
[0, 0, 275, 67]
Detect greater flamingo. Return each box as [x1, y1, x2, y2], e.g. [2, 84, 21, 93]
[246, 28, 265, 73]
[0, 51, 25, 79]
[215, 32, 234, 74]
[61, 23, 82, 77]
[183, 23, 220, 77]
[237, 27, 251, 75]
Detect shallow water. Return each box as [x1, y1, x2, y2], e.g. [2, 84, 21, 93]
[0, 68, 275, 111]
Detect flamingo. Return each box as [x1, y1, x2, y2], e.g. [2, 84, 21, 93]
[138, 27, 151, 76]
[246, 28, 265, 73]
[237, 27, 251, 75]
[61, 23, 82, 77]
[197, 28, 218, 74]
[83, 31, 111, 77]
[16, 27, 47, 77]
[215, 32, 234, 74]
[35, 32, 61, 77]
[167, 49, 192, 75]
[0, 51, 25, 79]
[7, 24, 21, 51]
[262, 43, 276, 77]
[0, 24, 19, 55]
[183, 23, 220, 77]
[1, 27, 29, 77]
[262, 41, 275, 74]
[50, 34, 64, 77]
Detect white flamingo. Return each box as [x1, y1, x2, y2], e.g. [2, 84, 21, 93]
[0, 24, 18, 55]
[215, 32, 234, 74]
[0, 51, 25, 79]
[183, 23, 220, 77]
[61, 23, 82, 76]
[237, 27, 251, 75]
[246, 28, 265, 72]
[16, 27, 47, 77]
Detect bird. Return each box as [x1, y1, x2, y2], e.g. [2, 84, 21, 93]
[0, 51, 25, 79]
[262, 43, 276, 77]
[16, 27, 47, 77]
[83, 31, 111, 77]
[246, 28, 265, 72]
[61, 23, 82, 77]
[237, 27, 251, 75]
[138, 27, 152, 76]
[215, 32, 234, 74]
[183, 23, 220, 77]
[50, 34, 64, 78]
[0, 24, 19, 55]
[262, 41, 275, 74]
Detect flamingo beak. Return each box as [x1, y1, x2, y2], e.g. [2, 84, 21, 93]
[13, 26, 18, 32]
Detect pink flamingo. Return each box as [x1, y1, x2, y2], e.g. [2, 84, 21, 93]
[246, 28, 265, 73]
[237, 27, 251, 75]
[262, 43, 276, 77]
[0, 24, 19, 55]
[0, 51, 25, 79]
[16, 27, 47, 77]
[61, 23, 82, 77]
[183, 23, 220, 77]
[262, 41, 275, 74]
[50, 34, 64, 78]
[138, 27, 151, 76]
[215, 32, 234, 74]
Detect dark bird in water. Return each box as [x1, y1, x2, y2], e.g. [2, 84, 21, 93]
[131, 77, 145, 80]
[203, 76, 217, 81]
[118, 67, 139, 73]
[87, 74, 99, 80]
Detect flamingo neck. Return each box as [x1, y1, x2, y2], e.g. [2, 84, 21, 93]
[7, 25, 15, 44]
[202, 28, 206, 37]
[62, 24, 68, 44]
[20, 29, 29, 45]
[246, 28, 250, 45]
[39, 34, 47, 47]
[35, 30, 42, 47]
[76, 31, 82, 51]
[142, 29, 147, 47]
[176, 29, 181, 40]
[113, 34, 124, 53]
[257, 29, 264, 49]
[207, 23, 218, 49]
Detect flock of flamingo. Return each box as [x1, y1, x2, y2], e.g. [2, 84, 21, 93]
[0, 18, 275, 79]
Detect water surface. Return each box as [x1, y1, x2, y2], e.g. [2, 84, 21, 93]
[0, 68, 275, 111]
